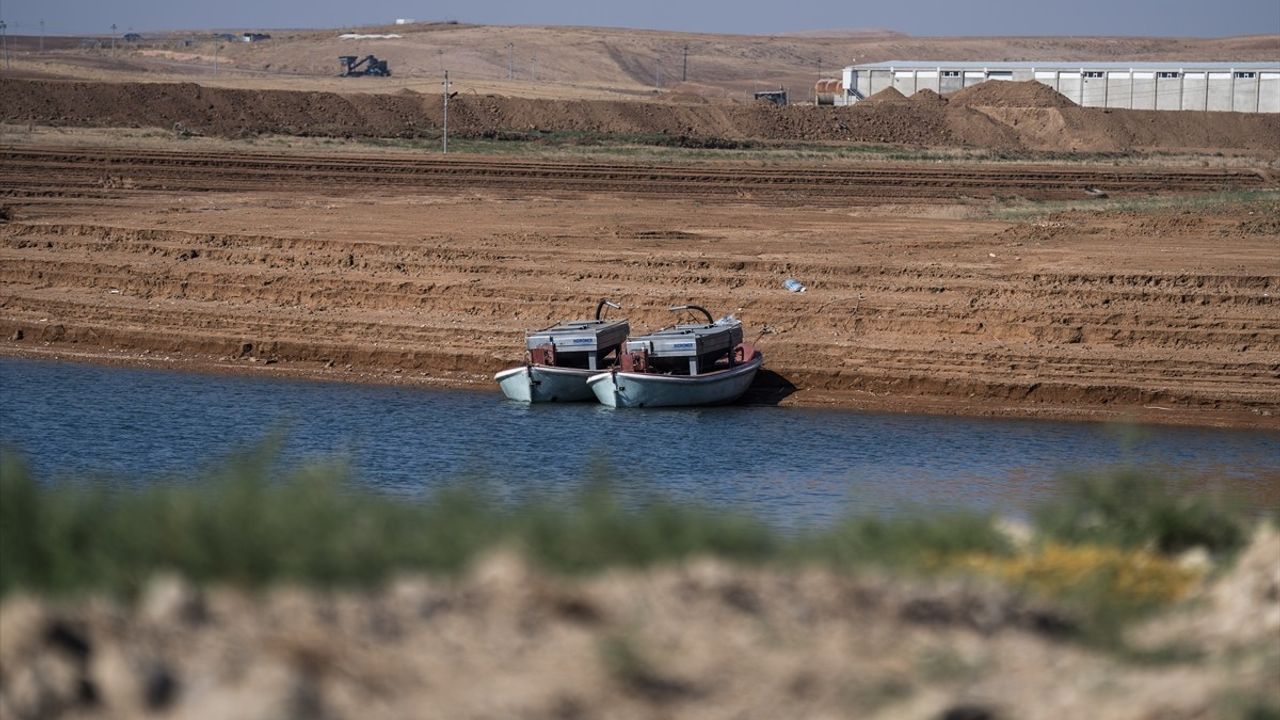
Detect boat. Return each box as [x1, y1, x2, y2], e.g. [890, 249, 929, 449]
[495, 300, 629, 403]
[587, 304, 763, 408]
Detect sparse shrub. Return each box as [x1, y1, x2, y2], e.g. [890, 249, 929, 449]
[0, 440, 1257, 637]
[0, 445, 1009, 597]
[514, 480, 776, 573]
[799, 512, 1012, 569]
[953, 543, 1200, 610]
[0, 446, 501, 596]
[1034, 467, 1248, 556]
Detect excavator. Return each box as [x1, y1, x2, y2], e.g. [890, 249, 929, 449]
[338, 55, 391, 77]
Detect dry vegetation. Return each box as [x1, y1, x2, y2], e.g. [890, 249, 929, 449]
[1, 453, 1278, 720]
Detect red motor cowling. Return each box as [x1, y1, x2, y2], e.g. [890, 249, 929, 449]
[529, 343, 556, 366]
[620, 348, 648, 373]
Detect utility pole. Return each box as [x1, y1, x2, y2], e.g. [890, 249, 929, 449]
[531, 54, 537, 82]
[110, 23, 116, 51]
[0, 0, 8, 72]
[682, 44, 688, 82]
[442, 70, 449, 154]
[506, 42, 512, 80]
[213, 42, 219, 76]
[39, 19, 44, 52]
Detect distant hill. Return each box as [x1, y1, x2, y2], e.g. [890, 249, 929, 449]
[5, 23, 1276, 102]
[778, 28, 908, 38]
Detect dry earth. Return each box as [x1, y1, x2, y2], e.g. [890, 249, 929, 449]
[4, 78, 1279, 156]
[1, 137, 1277, 428]
[2, 24, 1277, 101]
[1, 527, 1277, 720]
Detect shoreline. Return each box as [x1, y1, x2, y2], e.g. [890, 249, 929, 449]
[3, 145, 1276, 435]
[5, 343, 1275, 431]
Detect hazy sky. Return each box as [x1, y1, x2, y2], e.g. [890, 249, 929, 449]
[1, 0, 1278, 37]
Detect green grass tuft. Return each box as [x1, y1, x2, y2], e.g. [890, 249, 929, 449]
[0, 446, 1007, 598]
[991, 188, 1280, 221]
[0, 443, 1257, 627]
[1034, 466, 1248, 556]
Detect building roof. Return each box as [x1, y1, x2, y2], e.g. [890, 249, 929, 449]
[845, 61, 1279, 71]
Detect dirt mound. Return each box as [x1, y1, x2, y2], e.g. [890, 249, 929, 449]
[658, 82, 730, 104]
[659, 91, 711, 105]
[862, 86, 910, 104]
[4, 547, 1277, 720]
[911, 88, 949, 107]
[951, 80, 1077, 109]
[2, 78, 1277, 156]
[1137, 525, 1280, 653]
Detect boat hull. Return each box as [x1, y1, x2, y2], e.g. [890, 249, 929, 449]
[586, 353, 763, 408]
[495, 365, 598, 403]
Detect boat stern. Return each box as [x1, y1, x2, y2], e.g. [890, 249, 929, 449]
[495, 366, 535, 403]
[586, 371, 622, 408]
[498, 365, 598, 403]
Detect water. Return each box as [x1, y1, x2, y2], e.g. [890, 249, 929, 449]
[2, 357, 1278, 527]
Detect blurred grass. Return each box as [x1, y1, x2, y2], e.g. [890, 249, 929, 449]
[0, 447, 1260, 639]
[1036, 466, 1249, 556]
[0, 444, 1008, 598]
[951, 542, 1201, 643]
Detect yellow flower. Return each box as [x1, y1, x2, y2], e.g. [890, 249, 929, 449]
[950, 543, 1200, 607]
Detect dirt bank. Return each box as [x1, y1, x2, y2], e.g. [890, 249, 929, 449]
[1, 143, 1277, 428]
[3, 78, 1278, 155]
[2, 526, 1277, 720]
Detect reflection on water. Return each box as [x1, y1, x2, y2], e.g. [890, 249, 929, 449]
[2, 357, 1278, 526]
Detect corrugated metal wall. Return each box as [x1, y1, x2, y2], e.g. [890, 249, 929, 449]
[838, 65, 1280, 112]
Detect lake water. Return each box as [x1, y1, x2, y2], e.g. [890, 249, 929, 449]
[2, 357, 1277, 527]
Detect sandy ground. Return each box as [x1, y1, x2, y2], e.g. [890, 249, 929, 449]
[2, 527, 1277, 720]
[1, 135, 1277, 429]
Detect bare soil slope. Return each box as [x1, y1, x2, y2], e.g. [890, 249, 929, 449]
[1, 144, 1277, 428]
[4, 78, 1279, 155]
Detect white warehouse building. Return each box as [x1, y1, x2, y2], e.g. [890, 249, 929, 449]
[838, 61, 1280, 113]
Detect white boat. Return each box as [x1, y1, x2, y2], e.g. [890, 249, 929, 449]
[496, 364, 603, 403]
[496, 300, 628, 403]
[587, 305, 764, 408]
